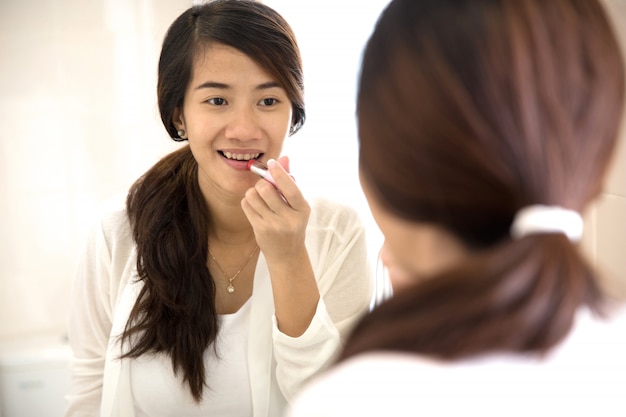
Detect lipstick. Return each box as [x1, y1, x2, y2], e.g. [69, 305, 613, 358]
[247, 160, 276, 186]
[247, 160, 295, 185]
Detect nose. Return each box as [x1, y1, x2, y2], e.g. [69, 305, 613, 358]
[224, 104, 262, 141]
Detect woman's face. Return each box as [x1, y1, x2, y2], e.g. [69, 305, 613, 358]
[173, 43, 293, 199]
[359, 171, 468, 292]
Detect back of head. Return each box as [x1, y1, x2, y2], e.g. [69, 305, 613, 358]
[359, 0, 624, 246]
[345, 0, 625, 360]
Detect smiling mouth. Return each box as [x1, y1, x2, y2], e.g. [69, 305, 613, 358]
[219, 151, 262, 161]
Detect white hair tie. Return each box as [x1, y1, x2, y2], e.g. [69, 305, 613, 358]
[510, 205, 583, 242]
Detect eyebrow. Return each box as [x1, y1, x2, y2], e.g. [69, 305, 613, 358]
[194, 81, 282, 91]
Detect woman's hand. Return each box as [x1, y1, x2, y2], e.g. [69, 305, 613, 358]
[241, 155, 311, 263]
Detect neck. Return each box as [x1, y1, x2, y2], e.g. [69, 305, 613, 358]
[196, 169, 255, 245]
[208, 204, 254, 245]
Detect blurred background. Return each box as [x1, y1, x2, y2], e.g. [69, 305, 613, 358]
[0, 0, 624, 415]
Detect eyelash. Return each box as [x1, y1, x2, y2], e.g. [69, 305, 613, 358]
[205, 97, 280, 106]
[207, 97, 226, 106]
[260, 98, 278, 106]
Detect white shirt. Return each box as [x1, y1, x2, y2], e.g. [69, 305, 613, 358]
[64, 197, 374, 417]
[131, 299, 253, 416]
[287, 306, 626, 417]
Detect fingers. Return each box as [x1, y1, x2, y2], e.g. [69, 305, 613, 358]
[266, 159, 301, 209]
[240, 179, 306, 248]
[243, 179, 285, 216]
[276, 155, 290, 173]
[241, 157, 301, 218]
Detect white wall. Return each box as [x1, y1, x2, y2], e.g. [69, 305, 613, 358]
[2, 0, 623, 342]
[0, 0, 389, 340]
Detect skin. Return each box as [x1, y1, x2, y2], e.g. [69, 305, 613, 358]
[359, 170, 469, 292]
[172, 43, 319, 337]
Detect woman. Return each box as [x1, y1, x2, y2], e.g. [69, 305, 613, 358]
[288, 0, 626, 415]
[64, 1, 373, 416]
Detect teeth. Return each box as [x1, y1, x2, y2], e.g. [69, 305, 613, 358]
[223, 152, 260, 161]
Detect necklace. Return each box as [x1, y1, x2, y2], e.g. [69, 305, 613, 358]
[208, 244, 259, 294]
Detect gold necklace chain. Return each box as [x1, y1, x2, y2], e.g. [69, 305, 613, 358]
[208, 244, 259, 294]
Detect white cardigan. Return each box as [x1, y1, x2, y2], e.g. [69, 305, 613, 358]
[64, 197, 373, 417]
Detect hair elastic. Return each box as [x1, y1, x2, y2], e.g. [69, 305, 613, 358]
[510, 205, 583, 242]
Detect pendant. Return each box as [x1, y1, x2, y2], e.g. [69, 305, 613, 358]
[227, 285, 235, 294]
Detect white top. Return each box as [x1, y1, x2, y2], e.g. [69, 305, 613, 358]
[130, 299, 253, 416]
[64, 196, 373, 417]
[287, 306, 626, 417]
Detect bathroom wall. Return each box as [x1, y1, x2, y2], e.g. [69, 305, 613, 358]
[584, 0, 626, 299]
[0, 0, 625, 343]
[0, 0, 191, 340]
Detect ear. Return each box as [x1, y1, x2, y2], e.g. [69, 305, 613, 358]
[172, 106, 186, 131]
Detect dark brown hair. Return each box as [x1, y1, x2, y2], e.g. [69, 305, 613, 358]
[122, 0, 305, 402]
[343, 0, 625, 360]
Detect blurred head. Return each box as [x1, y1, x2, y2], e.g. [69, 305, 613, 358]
[157, 0, 305, 140]
[358, 0, 625, 288]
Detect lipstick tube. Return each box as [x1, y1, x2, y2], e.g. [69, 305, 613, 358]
[247, 160, 277, 186]
[247, 160, 295, 185]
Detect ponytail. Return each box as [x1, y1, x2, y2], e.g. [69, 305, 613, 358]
[122, 145, 217, 402]
[340, 235, 605, 361]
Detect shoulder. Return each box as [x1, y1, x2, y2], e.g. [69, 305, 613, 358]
[83, 193, 134, 259]
[305, 198, 369, 255]
[96, 193, 132, 243]
[545, 304, 626, 364]
[312, 351, 441, 383]
[290, 317, 626, 417]
[308, 197, 364, 231]
[288, 352, 437, 417]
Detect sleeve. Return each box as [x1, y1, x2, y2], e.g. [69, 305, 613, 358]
[64, 211, 120, 417]
[271, 201, 374, 401]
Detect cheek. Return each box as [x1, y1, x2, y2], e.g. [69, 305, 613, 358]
[270, 111, 292, 139]
[186, 116, 219, 142]
[386, 264, 416, 292]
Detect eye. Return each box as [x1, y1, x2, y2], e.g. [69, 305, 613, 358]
[207, 97, 226, 106]
[259, 98, 278, 106]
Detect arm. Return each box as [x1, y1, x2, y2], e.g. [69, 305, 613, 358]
[241, 157, 320, 337]
[242, 158, 373, 400]
[272, 200, 374, 400]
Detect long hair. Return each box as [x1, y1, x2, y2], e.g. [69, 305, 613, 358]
[122, 0, 305, 402]
[343, 0, 625, 360]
